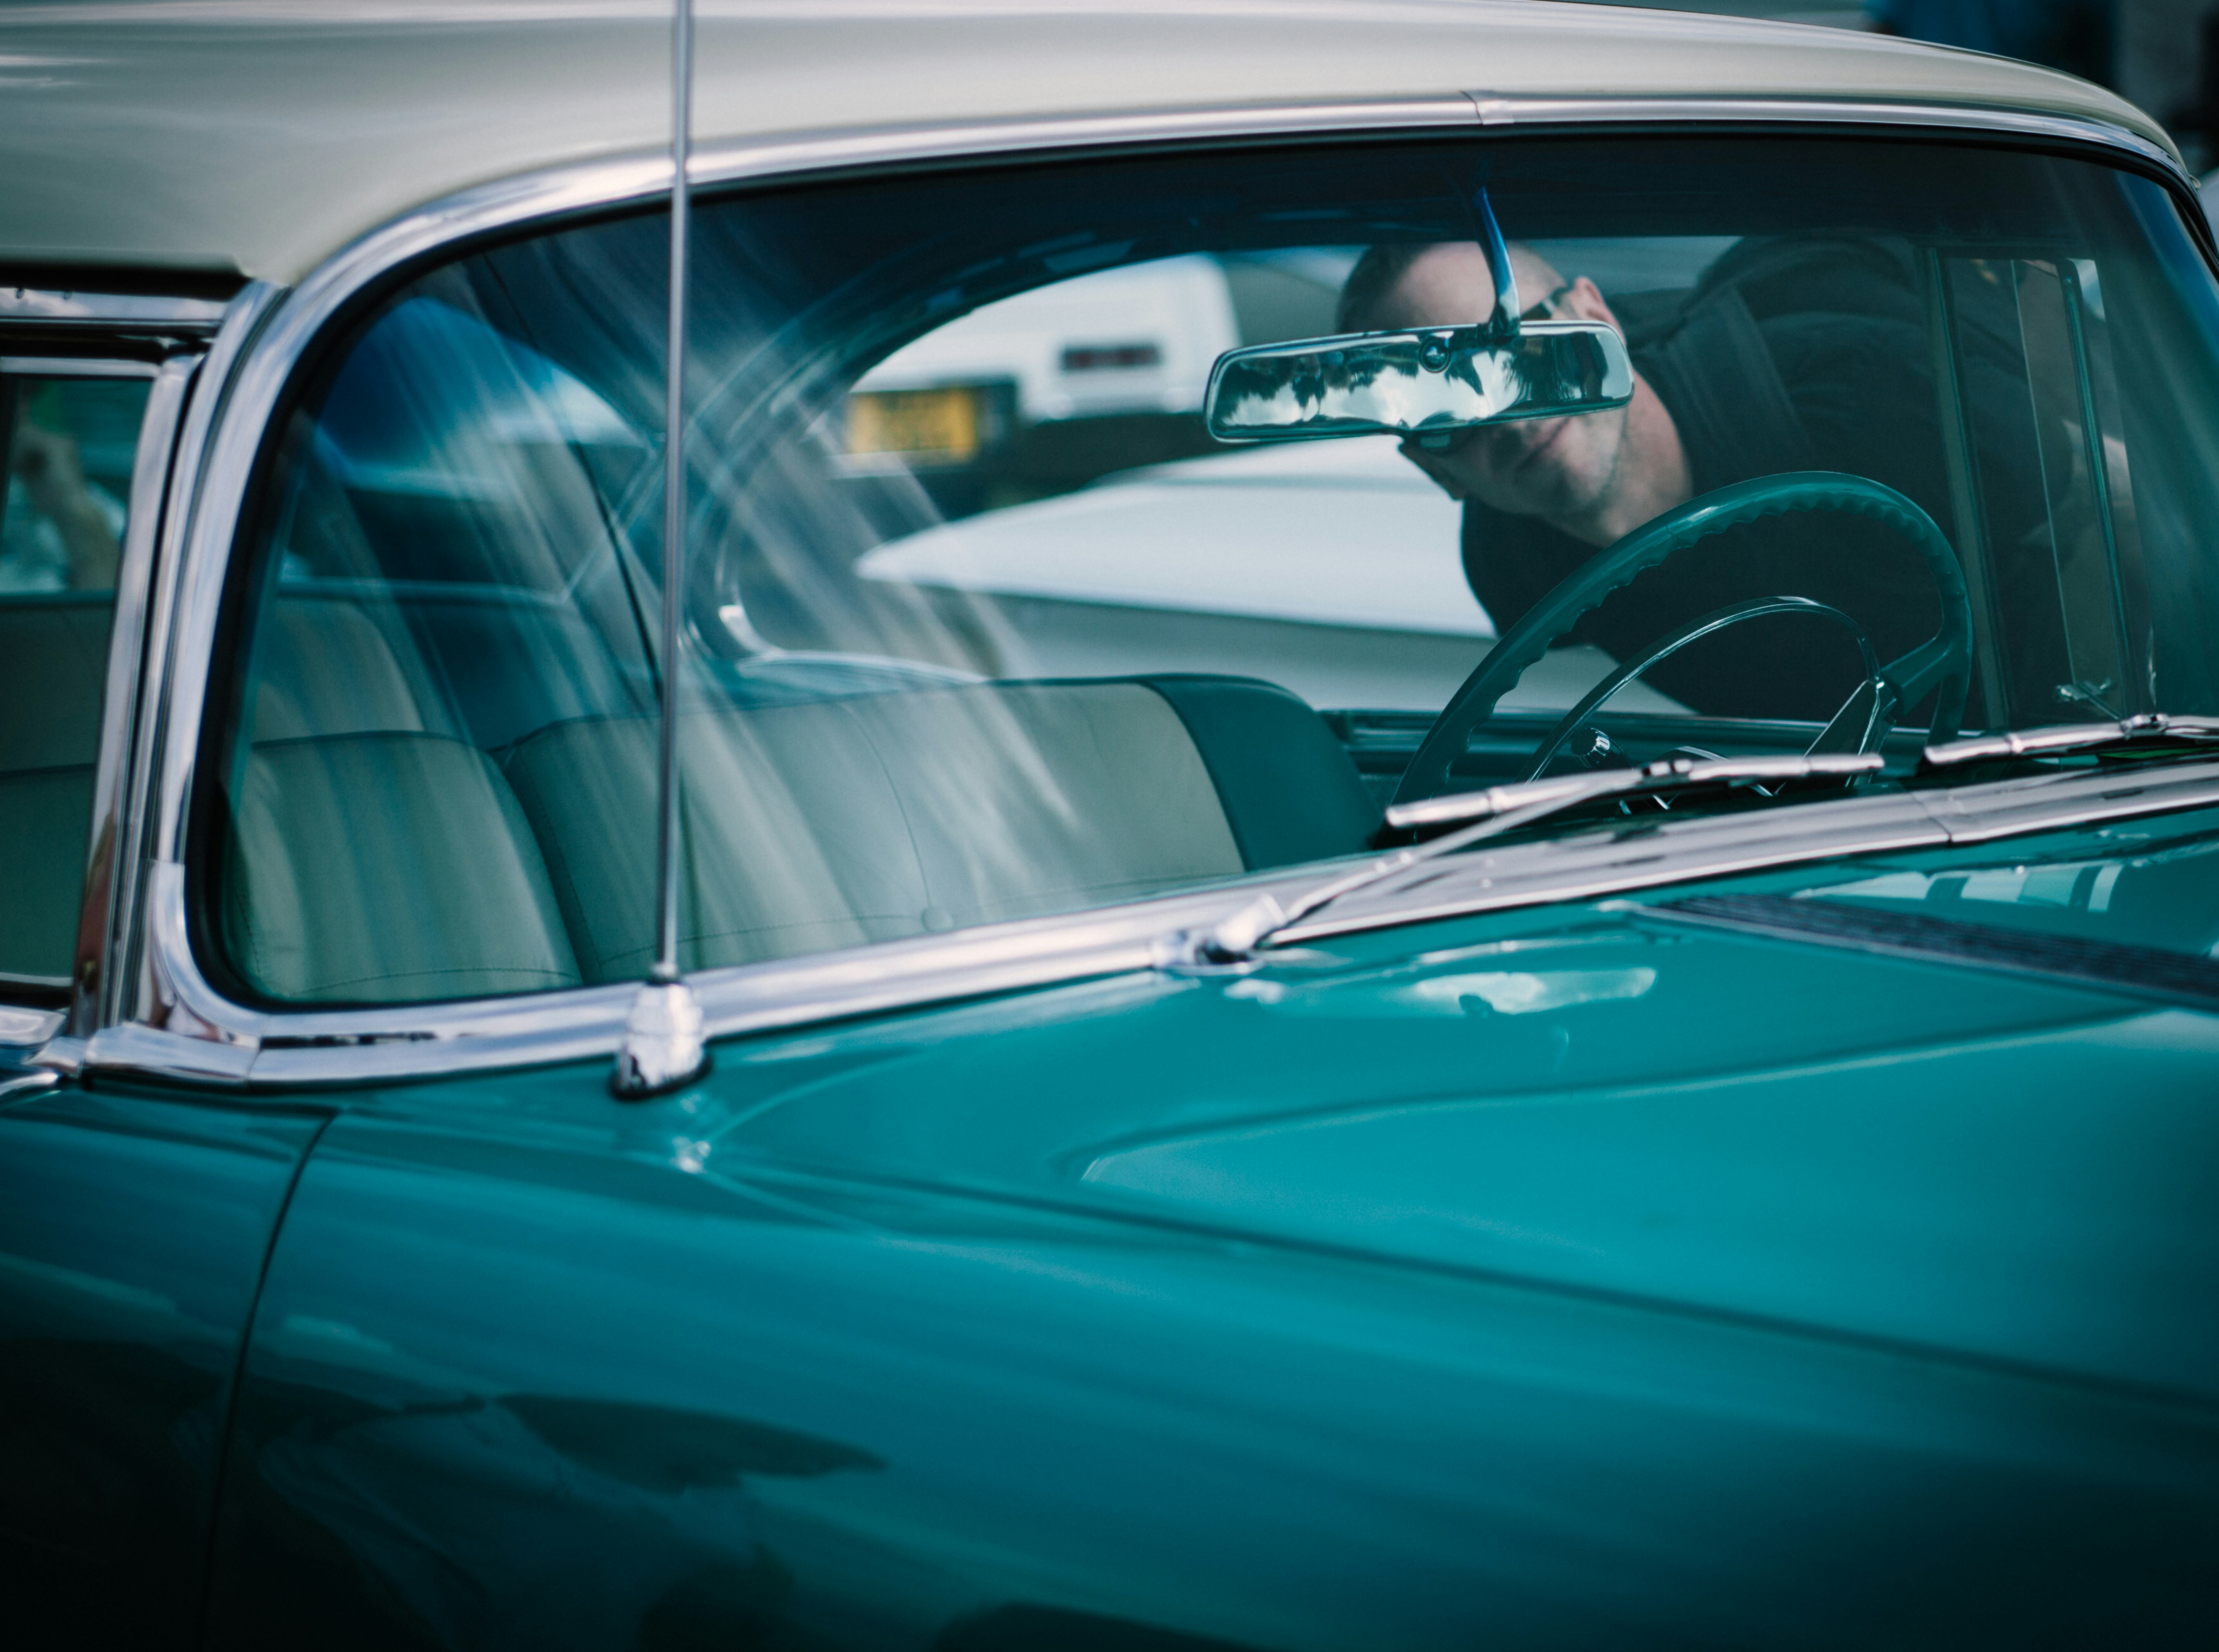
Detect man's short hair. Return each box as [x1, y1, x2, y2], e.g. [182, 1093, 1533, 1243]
[1336, 242, 1432, 333]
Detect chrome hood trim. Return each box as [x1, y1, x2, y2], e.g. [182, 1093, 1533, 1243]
[1289, 758, 2219, 944]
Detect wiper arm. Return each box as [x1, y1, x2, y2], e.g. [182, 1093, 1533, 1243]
[1160, 751, 1882, 969]
[1922, 712, 2219, 770]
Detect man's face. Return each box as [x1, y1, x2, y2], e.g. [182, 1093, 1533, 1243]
[1363, 243, 1630, 521]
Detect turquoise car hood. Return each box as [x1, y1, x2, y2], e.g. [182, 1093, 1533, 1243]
[717, 813, 2219, 1412]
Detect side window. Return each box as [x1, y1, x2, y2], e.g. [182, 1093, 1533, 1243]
[0, 369, 152, 996]
[213, 281, 660, 1006]
[1940, 255, 2152, 723]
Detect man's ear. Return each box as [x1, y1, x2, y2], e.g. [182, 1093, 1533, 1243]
[1560, 275, 1618, 330]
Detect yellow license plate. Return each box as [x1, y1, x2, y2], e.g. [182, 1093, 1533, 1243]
[844, 386, 984, 461]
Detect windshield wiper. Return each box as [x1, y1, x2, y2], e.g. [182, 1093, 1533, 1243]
[1159, 751, 1882, 969]
[1921, 712, 2219, 771]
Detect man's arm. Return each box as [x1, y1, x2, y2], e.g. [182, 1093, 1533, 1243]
[11, 424, 121, 590]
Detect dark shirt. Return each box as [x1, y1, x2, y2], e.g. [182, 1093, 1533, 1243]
[1461, 238, 1998, 722]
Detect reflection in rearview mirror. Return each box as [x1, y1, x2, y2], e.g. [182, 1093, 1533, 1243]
[1205, 319, 1633, 444]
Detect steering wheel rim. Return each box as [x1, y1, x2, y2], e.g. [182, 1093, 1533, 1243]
[1392, 470, 1974, 808]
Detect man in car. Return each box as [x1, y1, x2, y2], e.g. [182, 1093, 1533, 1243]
[1337, 236, 2003, 722]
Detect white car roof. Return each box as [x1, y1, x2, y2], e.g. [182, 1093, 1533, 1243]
[0, 0, 2177, 290]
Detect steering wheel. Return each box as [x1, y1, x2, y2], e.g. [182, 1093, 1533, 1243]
[1392, 471, 1974, 808]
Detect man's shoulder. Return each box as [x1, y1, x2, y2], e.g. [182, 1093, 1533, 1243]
[1626, 235, 1922, 352]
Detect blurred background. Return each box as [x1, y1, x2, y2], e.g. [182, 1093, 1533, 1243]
[1587, 1, 2219, 176]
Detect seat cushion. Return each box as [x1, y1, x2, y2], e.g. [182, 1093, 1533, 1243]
[505, 681, 1246, 980]
[224, 733, 580, 1002]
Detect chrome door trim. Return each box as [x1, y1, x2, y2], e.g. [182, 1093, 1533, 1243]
[107, 288, 283, 1058]
[105, 91, 2206, 1088]
[73, 353, 197, 1034]
[0, 353, 167, 1011]
[0, 288, 231, 331]
[0, 357, 167, 378]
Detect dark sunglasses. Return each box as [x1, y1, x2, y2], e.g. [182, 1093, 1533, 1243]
[1519, 280, 1576, 323]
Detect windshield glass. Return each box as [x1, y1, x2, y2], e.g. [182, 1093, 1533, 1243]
[203, 134, 2219, 1005]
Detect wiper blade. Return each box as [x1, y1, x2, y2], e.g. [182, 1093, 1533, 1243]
[1160, 751, 1882, 968]
[1382, 751, 1883, 832]
[1922, 712, 2219, 770]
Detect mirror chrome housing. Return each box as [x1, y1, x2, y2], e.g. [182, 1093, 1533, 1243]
[1205, 319, 1632, 445]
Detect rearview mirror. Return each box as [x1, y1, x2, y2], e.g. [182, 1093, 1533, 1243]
[1205, 319, 1632, 445]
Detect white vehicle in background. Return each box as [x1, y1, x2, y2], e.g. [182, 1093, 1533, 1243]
[850, 253, 1242, 438]
[845, 242, 1738, 713]
[837, 251, 1349, 477]
[858, 434, 1686, 713]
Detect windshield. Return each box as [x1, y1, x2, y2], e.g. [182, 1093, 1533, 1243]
[202, 133, 2219, 1005]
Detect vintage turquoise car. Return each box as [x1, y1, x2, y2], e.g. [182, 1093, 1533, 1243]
[5, 2, 2219, 1647]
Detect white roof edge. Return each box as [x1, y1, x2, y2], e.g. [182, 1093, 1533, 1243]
[0, 1, 2180, 287]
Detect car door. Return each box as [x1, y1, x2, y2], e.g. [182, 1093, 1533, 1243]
[0, 350, 327, 1647]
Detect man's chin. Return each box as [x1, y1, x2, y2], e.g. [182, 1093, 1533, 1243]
[1470, 476, 1595, 523]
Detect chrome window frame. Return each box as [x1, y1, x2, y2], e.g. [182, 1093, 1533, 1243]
[0, 352, 180, 1015]
[74, 92, 2217, 1089]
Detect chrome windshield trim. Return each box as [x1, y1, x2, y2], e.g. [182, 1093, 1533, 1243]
[123, 282, 283, 1046]
[140, 282, 282, 877]
[105, 862, 260, 1083]
[109, 879, 1264, 1088]
[1465, 94, 2188, 184]
[1914, 753, 2219, 843]
[101, 91, 2201, 1088]
[94, 758, 2219, 1089]
[0, 288, 231, 331]
[72, 353, 198, 1035]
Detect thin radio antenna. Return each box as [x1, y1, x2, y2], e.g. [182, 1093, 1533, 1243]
[614, 0, 708, 1097]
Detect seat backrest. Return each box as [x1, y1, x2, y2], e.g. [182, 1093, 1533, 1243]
[505, 680, 1255, 981]
[388, 585, 645, 752]
[247, 584, 643, 752]
[251, 594, 430, 741]
[223, 732, 580, 1002]
[1136, 674, 1382, 870]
